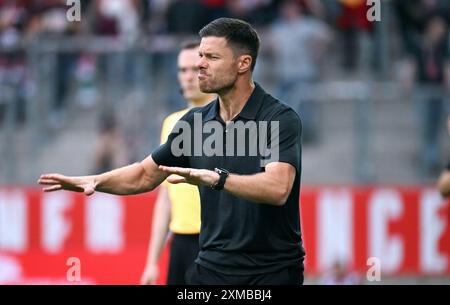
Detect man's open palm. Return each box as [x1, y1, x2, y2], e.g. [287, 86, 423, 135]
[38, 174, 96, 195]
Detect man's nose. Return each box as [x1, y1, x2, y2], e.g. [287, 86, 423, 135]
[196, 57, 206, 69]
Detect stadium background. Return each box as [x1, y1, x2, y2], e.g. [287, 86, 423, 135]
[0, 0, 449, 284]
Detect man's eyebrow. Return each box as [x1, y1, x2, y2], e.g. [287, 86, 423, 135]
[199, 50, 220, 56]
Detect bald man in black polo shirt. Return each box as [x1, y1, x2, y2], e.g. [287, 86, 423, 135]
[38, 18, 305, 285]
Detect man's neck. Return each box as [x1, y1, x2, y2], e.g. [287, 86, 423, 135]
[218, 80, 255, 122]
[188, 95, 215, 108]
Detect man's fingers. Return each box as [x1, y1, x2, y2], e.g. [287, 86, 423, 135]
[159, 166, 191, 177]
[40, 174, 64, 180]
[84, 186, 95, 196]
[43, 185, 62, 192]
[167, 176, 187, 184]
[159, 165, 185, 174]
[39, 174, 72, 186]
[38, 178, 60, 185]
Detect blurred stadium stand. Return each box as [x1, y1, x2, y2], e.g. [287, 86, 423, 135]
[0, 0, 449, 186]
[1, 0, 450, 284]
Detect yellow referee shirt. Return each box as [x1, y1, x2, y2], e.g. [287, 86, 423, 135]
[160, 109, 201, 234]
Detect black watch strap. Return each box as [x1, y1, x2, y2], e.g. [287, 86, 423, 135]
[212, 168, 229, 190]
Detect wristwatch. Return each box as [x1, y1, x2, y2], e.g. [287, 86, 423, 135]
[212, 167, 229, 190]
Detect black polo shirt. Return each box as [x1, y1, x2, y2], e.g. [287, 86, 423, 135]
[152, 83, 305, 275]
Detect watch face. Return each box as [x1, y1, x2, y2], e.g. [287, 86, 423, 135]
[219, 168, 228, 175]
[215, 168, 229, 177]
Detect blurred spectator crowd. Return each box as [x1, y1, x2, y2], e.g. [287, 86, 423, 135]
[0, 0, 450, 178]
[0, 0, 377, 136]
[1, 0, 448, 112]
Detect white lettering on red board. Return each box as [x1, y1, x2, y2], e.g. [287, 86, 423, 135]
[420, 189, 448, 273]
[0, 190, 27, 252]
[42, 192, 73, 254]
[318, 189, 353, 272]
[86, 194, 124, 253]
[369, 189, 404, 273]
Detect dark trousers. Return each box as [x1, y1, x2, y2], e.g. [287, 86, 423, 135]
[185, 263, 304, 285]
[167, 233, 199, 285]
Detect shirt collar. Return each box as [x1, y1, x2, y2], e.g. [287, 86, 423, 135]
[202, 82, 265, 123]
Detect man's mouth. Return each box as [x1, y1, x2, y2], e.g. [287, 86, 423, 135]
[198, 73, 208, 80]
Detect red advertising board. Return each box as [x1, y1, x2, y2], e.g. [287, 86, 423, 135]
[0, 187, 449, 284]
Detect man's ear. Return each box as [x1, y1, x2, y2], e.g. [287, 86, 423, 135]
[238, 55, 252, 74]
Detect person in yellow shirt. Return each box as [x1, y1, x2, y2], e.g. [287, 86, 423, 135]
[140, 41, 215, 285]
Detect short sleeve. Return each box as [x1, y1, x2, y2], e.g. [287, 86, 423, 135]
[264, 108, 302, 172]
[159, 114, 180, 186]
[152, 111, 193, 168]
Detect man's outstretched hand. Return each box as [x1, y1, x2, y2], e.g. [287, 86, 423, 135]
[38, 174, 97, 195]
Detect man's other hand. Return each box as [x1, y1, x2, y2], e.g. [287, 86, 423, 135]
[158, 166, 219, 188]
